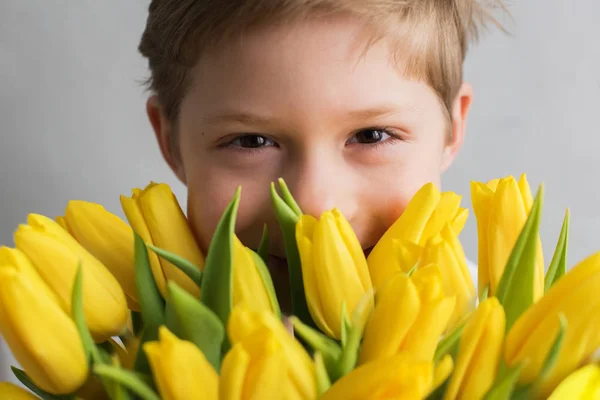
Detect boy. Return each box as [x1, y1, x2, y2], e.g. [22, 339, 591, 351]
[139, 0, 501, 307]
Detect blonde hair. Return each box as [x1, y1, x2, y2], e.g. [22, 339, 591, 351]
[139, 0, 506, 124]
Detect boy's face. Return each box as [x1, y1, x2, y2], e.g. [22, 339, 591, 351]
[149, 16, 472, 261]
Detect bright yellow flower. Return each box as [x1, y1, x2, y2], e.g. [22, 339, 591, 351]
[0, 382, 38, 399]
[368, 183, 468, 289]
[0, 247, 58, 304]
[471, 174, 544, 298]
[505, 251, 600, 397]
[121, 182, 204, 298]
[394, 224, 476, 328]
[0, 267, 88, 395]
[60, 200, 139, 310]
[220, 328, 286, 400]
[359, 265, 455, 364]
[444, 297, 506, 400]
[549, 364, 600, 400]
[232, 236, 273, 313]
[296, 209, 373, 339]
[14, 214, 128, 342]
[321, 354, 434, 400]
[144, 326, 218, 400]
[227, 304, 317, 399]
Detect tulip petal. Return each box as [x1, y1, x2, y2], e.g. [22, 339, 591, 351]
[0, 382, 38, 400]
[359, 273, 420, 364]
[421, 191, 462, 243]
[548, 365, 600, 400]
[0, 269, 88, 395]
[470, 180, 494, 296]
[333, 209, 372, 292]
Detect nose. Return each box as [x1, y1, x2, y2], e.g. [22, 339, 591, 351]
[284, 151, 358, 223]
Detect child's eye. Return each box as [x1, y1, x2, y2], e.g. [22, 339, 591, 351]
[229, 134, 277, 149]
[346, 128, 399, 146]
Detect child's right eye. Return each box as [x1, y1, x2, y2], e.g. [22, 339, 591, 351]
[226, 134, 278, 150]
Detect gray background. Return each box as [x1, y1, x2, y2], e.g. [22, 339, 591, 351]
[1, 0, 599, 383]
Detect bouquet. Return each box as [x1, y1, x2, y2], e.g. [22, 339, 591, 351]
[1, 174, 599, 399]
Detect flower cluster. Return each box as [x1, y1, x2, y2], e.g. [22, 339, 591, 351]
[0, 175, 599, 399]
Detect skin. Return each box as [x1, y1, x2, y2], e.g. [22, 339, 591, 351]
[147, 15, 472, 309]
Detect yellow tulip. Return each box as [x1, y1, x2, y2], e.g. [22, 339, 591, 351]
[505, 251, 600, 397]
[221, 328, 287, 400]
[359, 265, 455, 364]
[368, 183, 468, 289]
[0, 267, 88, 395]
[0, 247, 58, 305]
[232, 236, 273, 313]
[549, 364, 600, 400]
[321, 354, 434, 400]
[62, 200, 139, 310]
[227, 304, 317, 399]
[14, 214, 128, 342]
[121, 183, 204, 298]
[296, 209, 373, 339]
[444, 297, 506, 400]
[0, 382, 38, 399]
[144, 326, 218, 400]
[394, 224, 476, 328]
[471, 174, 544, 298]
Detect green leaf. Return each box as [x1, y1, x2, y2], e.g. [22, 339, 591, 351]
[314, 352, 333, 395]
[496, 184, 544, 331]
[258, 223, 270, 263]
[407, 263, 419, 277]
[479, 285, 490, 303]
[200, 187, 241, 351]
[290, 316, 343, 381]
[249, 250, 281, 318]
[166, 281, 225, 370]
[270, 182, 316, 329]
[133, 327, 156, 375]
[134, 233, 165, 331]
[434, 319, 467, 363]
[483, 363, 524, 400]
[131, 311, 144, 337]
[545, 209, 570, 292]
[278, 178, 302, 216]
[11, 367, 72, 400]
[340, 302, 351, 349]
[94, 365, 160, 400]
[338, 293, 372, 377]
[71, 264, 101, 364]
[147, 244, 203, 288]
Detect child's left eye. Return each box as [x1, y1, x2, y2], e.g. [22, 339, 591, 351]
[346, 128, 401, 147]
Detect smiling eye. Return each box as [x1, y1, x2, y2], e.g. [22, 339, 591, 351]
[230, 134, 276, 148]
[347, 129, 393, 145]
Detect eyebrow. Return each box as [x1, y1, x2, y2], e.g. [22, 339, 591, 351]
[202, 104, 414, 126]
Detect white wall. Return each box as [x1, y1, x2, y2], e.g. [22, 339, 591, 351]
[1, 0, 599, 384]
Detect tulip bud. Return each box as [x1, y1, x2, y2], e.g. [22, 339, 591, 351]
[548, 364, 600, 399]
[63, 200, 139, 310]
[471, 174, 544, 299]
[444, 297, 506, 400]
[505, 251, 600, 397]
[14, 214, 128, 342]
[0, 383, 38, 399]
[321, 354, 434, 400]
[227, 304, 317, 399]
[296, 209, 373, 339]
[359, 265, 455, 364]
[144, 326, 218, 400]
[368, 183, 468, 289]
[0, 267, 88, 395]
[232, 236, 277, 314]
[121, 183, 204, 298]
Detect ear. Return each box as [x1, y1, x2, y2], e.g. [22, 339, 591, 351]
[441, 82, 473, 172]
[146, 96, 187, 184]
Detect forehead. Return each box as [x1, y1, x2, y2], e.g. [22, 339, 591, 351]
[181, 16, 441, 124]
